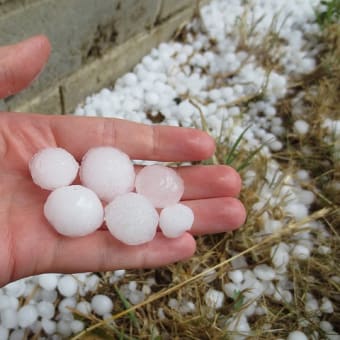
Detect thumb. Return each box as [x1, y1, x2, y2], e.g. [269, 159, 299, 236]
[0, 35, 51, 99]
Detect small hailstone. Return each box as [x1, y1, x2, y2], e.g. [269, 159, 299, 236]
[320, 320, 333, 332]
[0, 327, 9, 339]
[128, 290, 145, 305]
[145, 92, 159, 106]
[114, 269, 126, 278]
[294, 120, 309, 135]
[91, 295, 113, 316]
[225, 315, 250, 334]
[76, 301, 92, 315]
[44, 185, 103, 237]
[320, 297, 334, 314]
[9, 330, 25, 340]
[135, 165, 184, 208]
[80, 146, 135, 202]
[105, 192, 159, 245]
[128, 281, 137, 291]
[58, 297, 77, 315]
[81, 274, 100, 295]
[0, 295, 11, 310]
[57, 275, 78, 297]
[41, 318, 57, 335]
[287, 331, 308, 340]
[4, 280, 26, 298]
[296, 169, 310, 181]
[142, 284, 151, 295]
[305, 297, 319, 313]
[284, 202, 308, 221]
[17, 305, 38, 328]
[223, 282, 240, 298]
[253, 264, 276, 281]
[37, 301, 55, 319]
[204, 288, 224, 309]
[40, 289, 58, 303]
[157, 308, 166, 320]
[0, 309, 18, 329]
[168, 298, 179, 310]
[38, 274, 58, 291]
[228, 270, 244, 284]
[292, 244, 311, 260]
[159, 204, 194, 238]
[70, 320, 85, 333]
[269, 140, 283, 151]
[317, 245, 331, 255]
[57, 320, 72, 337]
[29, 147, 79, 190]
[297, 190, 315, 205]
[271, 242, 290, 269]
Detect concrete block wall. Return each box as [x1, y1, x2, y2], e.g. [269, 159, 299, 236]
[0, 0, 205, 114]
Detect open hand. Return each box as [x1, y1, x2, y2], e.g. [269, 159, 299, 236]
[0, 36, 246, 287]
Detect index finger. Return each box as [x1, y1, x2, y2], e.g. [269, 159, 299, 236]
[49, 115, 215, 161]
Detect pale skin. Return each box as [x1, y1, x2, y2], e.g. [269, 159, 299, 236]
[0, 35, 246, 287]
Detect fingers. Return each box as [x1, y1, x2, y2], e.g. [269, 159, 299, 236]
[46, 232, 196, 274]
[49, 115, 215, 161]
[0, 35, 51, 98]
[135, 164, 242, 199]
[185, 197, 247, 235]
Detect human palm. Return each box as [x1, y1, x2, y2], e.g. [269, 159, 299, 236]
[0, 36, 246, 287]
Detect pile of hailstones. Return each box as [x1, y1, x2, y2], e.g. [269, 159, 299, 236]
[29, 146, 194, 244]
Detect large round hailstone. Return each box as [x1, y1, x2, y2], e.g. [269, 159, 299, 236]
[159, 204, 194, 238]
[105, 192, 159, 245]
[29, 147, 79, 190]
[135, 165, 184, 208]
[80, 146, 135, 202]
[44, 185, 103, 237]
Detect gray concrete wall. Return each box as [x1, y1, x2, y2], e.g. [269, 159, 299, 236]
[0, 0, 203, 114]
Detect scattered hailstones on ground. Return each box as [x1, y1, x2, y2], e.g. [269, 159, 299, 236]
[29, 146, 193, 244]
[1, 0, 339, 338]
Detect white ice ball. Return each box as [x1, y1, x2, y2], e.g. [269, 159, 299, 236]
[104, 192, 159, 245]
[80, 146, 135, 202]
[41, 319, 56, 335]
[0, 327, 9, 339]
[17, 305, 38, 328]
[9, 330, 24, 340]
[44, 185, 104, 237]
[57, 275, 78, 297]
[294, 120, 309, 135]
[38, 274, 58, 291]
[37, 301, 55, 319]
[204, 288, 225, 309]
[29, 147, 79, 190]
[4, 280, 26, 298]
[159, 204, 194, 238]
[0, 308, 18, 329]
[287, 331, 308, 340]
[71, 320, 85, 333]
[91, 295, 113, 316]
[76, 301, 92, 315]
[135, 165, 184, 208]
